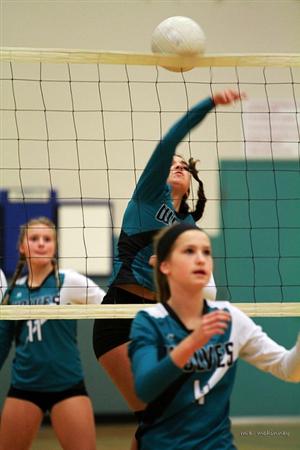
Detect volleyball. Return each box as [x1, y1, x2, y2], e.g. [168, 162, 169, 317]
[151, 16, 206, 72]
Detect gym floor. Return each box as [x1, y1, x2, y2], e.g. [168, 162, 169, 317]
[31, 421, 300, 449]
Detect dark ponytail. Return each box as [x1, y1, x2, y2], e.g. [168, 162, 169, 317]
[178, 157, 207, 222]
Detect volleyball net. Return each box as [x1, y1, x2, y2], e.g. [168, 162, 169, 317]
[0, 48, 300, 319]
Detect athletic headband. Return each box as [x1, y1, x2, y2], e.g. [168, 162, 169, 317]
[156, 223, 201, 263]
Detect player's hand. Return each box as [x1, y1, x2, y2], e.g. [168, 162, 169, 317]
[213, 90, 247, 105]
[190, 310, 231, 349]
[148, 255, 156, 267]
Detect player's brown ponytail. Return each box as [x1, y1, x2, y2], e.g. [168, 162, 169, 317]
[2, 256, 26, 305]
[178, 157, 207, 222]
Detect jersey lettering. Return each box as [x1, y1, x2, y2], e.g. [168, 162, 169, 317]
[183, 341, 234, 372]
[26, 319, 47, 342]
[225, 342, 234, 366]
[15, 295, 56, 305]
[155, 204, 178, 225]
[194, 379, 210, 405]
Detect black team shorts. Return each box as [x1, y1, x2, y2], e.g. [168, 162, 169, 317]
[7, 380, 88, 413]
[93, 286, 156, 358]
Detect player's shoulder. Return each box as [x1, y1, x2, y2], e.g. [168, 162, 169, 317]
[206, 299, 231, 310]
[206, 300, 247, 318]
[139, 303, 169, 319]
[59, 268, 76, 275]
[207, 301, 257, 337]
[132, 304, 170, 336]
[59, 269, 85, 281]
[15, 275, 28, 286]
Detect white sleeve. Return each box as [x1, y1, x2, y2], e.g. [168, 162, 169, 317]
[59, 270, 106, 305]
[0, 269, 7, 303]
[203, 272, 217, 301]
[235, 307, 300, 383]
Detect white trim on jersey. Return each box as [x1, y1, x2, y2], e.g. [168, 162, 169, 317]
[59, 269, 105, 305]
[15, 269, 105, 305]
[141, 302, 168, 318]
[208, 300, 300, 383]
[143, 300, 300, 383]
[0, 269, 7, 302]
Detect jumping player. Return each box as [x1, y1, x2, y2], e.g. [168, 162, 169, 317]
[129, 223, 300, 450]
[93, 90, 246, 445]
[0, 217, 105, 450]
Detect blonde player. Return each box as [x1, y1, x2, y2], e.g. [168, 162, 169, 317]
[0, 217, 105, 450]
[129, 223, 300, 449]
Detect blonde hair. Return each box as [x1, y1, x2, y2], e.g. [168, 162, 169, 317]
[2, 217, 59, 305]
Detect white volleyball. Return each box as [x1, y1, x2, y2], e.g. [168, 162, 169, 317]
[151, 16, 206, 58]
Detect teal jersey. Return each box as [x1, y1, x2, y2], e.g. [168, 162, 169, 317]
[110, 97, 215, 292]
[129, 301, 299, 450]
[0, 270, 104, 391]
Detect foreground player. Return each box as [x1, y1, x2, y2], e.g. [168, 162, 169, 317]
[0, 217, 105, 450]
[129, 223, 300, 450]
[93, 91, 245, 430]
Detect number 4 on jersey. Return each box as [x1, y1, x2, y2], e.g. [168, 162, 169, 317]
[194, 379, 210, 404]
